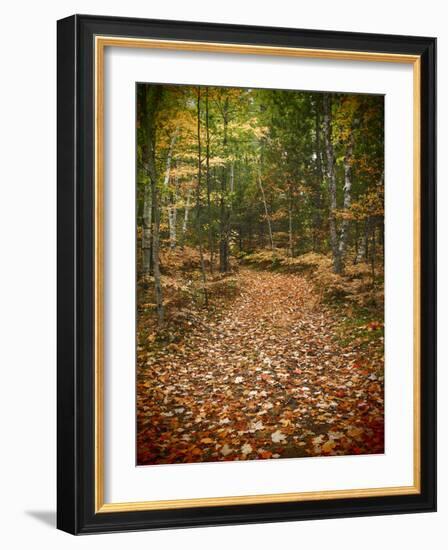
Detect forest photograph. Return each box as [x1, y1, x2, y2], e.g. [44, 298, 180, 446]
[136, 83, 385, 466]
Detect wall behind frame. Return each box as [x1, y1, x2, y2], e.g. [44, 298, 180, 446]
[0, 1, 443, 549]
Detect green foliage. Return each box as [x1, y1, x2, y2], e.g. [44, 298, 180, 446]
[137, 82, 384, 282]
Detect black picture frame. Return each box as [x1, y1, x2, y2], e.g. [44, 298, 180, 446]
[57, 14, 436, 534]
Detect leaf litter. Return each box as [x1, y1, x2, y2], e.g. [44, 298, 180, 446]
[137, 269, 384, 464]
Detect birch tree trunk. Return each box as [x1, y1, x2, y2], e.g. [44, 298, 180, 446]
[219, 166, 230, 273]
[226, 161, 234, 260]
[142, 184, 152, 275]
[151, 175, 164, 325]
[168, 169, 179, 249]
[323, 93, 342, 274]
[219, 98, 231, 273]
[338, 129, 354, 261]
[140, 86, 152, 276]
[196, 88, 208, 306]
[313, 98, 323, 251]
[163, 131, 177, 187]
[258, 168, 274, 252]
[182, 188, 192, 237]
[145, 85, 164, 324]
[163, 129, 178, 249]
[205, 88, 214, 273]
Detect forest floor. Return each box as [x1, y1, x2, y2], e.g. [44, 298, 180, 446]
[137, 264, 384, 465]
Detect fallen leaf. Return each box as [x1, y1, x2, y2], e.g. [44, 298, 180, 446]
[241, 443, 253, 455]
[220, 444, 234, 456]
[271, 430, 287, 443]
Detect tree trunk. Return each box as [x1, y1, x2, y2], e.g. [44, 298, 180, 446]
[205, 88, 214, 273]
[226, 162, 234, 260]
[219, 166, 230, 273]
[196, 88, 208, 306]
[259, 220, 265, 248]
[145, 85, 164, 324]
[163, 130, 178, 249]
[353, 222, 359, 264]
[151, 178, 164, 325]
[238, 226, 243, 252]
[248, 212, 253, 250]
[258, 168, 274, 252]
[219, 99, 231, 273]
[338, 129, 354, 261]
[142, 184, 152, 275]
[288, 186, 294, 258]
[356, 232, 366, 263]
[365, 217, 370, 261]
[163, 131, 177, 187]
[370, 217, 376, 288]
[182, 188, 192, 237]
[323, 93, 342, 274]
[140, 87, 153, 276]
[168, 168, 179, 249]
[313, 98, 323, 251]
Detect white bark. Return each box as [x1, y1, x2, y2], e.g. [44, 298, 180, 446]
[163, 129, 178, 248]
[323, 94, 342, 274]
[338, 133, 354, 260]
[142, 183, 152, 274]
[144, 85, 164, 324]
[168, 171, 179, 249]
[163, 130, 178, 187]
[182, 188, 192, 235]
[258, 169, 274, 252]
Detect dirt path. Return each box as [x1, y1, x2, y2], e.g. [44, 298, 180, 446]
[137, 268, 384, 464]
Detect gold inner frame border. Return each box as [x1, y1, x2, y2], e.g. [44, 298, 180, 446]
[94, 35, 421, 513]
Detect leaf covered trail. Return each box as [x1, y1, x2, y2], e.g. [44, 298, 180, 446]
[137, 268, 384, 464]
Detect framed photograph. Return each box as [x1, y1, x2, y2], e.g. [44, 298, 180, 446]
[57, 14, 436, 534]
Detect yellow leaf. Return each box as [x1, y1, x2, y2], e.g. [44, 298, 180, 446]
[322, 440, 336, 453]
